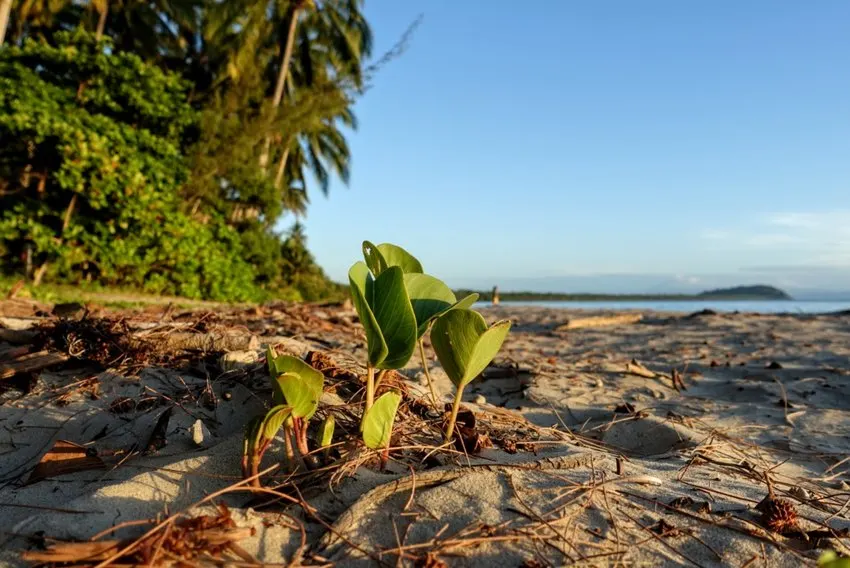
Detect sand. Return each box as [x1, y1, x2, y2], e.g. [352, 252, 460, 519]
[1, 300, 849, 566]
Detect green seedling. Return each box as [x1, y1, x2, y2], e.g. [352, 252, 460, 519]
[362, 390, 402, 451]
[318, 414, 335, 462]
[240, 348, 325, 484]
[350, 241, 477, 412]
[267, 349, 324, 469]
[242, 405, 292, 486]
[405, 273, 478, 407]
[431, 309, 511, 442]
[349, 257, 417, 413]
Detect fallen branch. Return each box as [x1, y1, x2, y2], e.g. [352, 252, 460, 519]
[0, 350, 69, 380]
[556, 313, 642, 331]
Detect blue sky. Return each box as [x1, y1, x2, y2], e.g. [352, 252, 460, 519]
[291, 0, 850, 293]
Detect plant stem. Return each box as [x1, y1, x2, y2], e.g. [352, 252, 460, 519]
[249, 453, 260, 488]
[445, 386, 465, 443]
[283, 425, 295, 470]
[418, 339, 439, 410]
[365, 364, 375, 413]
[293, 418, 316, 469]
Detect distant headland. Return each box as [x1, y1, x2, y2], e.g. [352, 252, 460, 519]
[456, 284, 792, 303]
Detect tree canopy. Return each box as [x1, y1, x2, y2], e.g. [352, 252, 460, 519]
[0, 0, 410, 301]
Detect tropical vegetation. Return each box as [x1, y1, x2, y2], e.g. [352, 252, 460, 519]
[0, 0, 412, 302]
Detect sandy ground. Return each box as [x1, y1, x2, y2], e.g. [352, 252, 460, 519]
[1, 301, 849, 567]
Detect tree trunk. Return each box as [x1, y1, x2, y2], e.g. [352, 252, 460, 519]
[0, 0, 12, 46]
[33, 263, 48, 286]
[62, 194, 78, 233]
[95, 2, 108, 40]
[273, 144, 291, 189]
[258, 7, 301, 171]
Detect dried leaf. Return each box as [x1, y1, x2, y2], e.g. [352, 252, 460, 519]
[27, 440, 105, 484]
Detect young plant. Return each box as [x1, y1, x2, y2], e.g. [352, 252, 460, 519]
[238, 348, 326, 480]
[242, 405, 292, 486]
[317, 414, 335, 462]
[349, 249, 417, 413]
[350, 241, 477, 410]
[362, 390, 402, 454]
[268, 349, 324, 466]
[430, 309, 511, 442]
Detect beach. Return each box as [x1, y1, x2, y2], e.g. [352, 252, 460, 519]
[1, 299, 849, 567]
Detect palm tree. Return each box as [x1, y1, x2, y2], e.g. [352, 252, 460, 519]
[258, 0, 312, 170]
[269, 0, 370, 192]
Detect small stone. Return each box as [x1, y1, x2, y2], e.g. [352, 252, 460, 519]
[191, 419, 211, 446]
[222, 391, 233, 401]
[473, 394, 486, 405]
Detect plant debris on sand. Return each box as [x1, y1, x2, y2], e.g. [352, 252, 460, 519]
[2, 298, 850, 567]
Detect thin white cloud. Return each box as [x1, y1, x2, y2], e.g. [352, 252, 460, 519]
[700, 210, 850, 267]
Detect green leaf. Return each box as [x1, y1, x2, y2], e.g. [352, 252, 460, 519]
[362, 391, 402, 449]
[362, 240, 389, 276]
[453, 293, 479, 311]
[275, 373, 323, 419]
[349, 261, 388, 367]
[375, 242, 423, 274]
[370, 266, 417, 369]
[267, 354, 324, 415]
[431, 309, 512, 388]
[319, 415, 335, 448]
[404, 273, 457, 337]
[260, 405, 292, 442]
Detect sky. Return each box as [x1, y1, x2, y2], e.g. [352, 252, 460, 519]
[290, 0, 850, 295]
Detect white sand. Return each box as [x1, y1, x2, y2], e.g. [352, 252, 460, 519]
[1, 304, 849, 566]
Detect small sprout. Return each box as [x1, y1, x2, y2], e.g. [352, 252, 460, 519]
[267, 353, 324, 470]
[349, 241, 478, 416]
[269, 355, 324, 419]
[431, 309, 511, 442]
[242, 406, 292, 486]
[362, 390, 402, 450]
[318, 414, 335, 461]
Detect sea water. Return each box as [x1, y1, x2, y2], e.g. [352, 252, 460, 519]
[475, 300, 850, 314]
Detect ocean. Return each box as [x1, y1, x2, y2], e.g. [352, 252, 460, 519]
[474, 300, 850, 314]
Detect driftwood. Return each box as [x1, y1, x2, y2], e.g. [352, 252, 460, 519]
[0, 350, 70, 380]
[556, 313, 643, 331]
[0, 328, 38, 344]
[150, 332, 312, 357]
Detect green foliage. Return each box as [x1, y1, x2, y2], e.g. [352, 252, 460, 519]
[0, 1, 415, 303]
[0, 31, 261, 301]
[430, 308, 511, 441]
[363, 241, 423, 276]
[267, 351, 324, 419]
[319, 415, 335, 449]
[431, 309, 512, 389]
[349, 262, 418, 370]
[362, 390, 401, 450]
